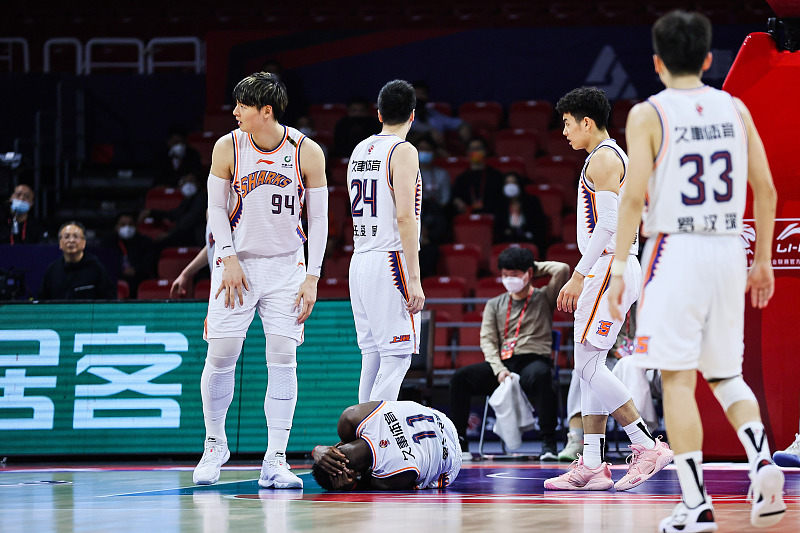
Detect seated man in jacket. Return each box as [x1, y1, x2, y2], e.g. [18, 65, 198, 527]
[449, 246, 569, 460]
[311, 400, 461, 491]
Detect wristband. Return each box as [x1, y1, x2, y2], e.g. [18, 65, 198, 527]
[610, 259, 627, 277]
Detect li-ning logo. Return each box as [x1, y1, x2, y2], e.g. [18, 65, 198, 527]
[367, 145, 374, 154]
[256, 159, 274, 165]
[215, 257, 223, 267]
[379, 439, 389, 448]
[390, 335, 411, 344]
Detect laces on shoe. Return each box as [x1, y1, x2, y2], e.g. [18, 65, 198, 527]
[787, 434, 800, 454]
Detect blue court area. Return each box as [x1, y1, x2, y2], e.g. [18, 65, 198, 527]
[1, 461, 798, 532]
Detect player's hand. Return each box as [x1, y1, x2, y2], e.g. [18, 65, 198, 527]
[745, 259, 774, 309]
[405, 278, 425, 314]
[294, 275, 319, 324]
[312, 445, 350, 476]
[557, 273, 585, 313]
[607, 276, 625, 321]
[497, 370, 511, 384]
[215, 256, 249, 308]
[170, 272, 190, 299]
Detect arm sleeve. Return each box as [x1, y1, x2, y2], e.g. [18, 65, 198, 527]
[304, 186, 329, 278]
[207, 173, 235, 258]
[480, 297, 507, 376]
[574, 190, 618, 276]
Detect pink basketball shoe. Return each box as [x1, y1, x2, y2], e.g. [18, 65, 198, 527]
[544, 456, 613, 490]
[614, 436, 674, 491]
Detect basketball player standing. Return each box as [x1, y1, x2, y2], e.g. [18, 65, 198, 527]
[608, 11, 785, 531]
[193, 72, 329, 489]
[348, 80, 424, 403]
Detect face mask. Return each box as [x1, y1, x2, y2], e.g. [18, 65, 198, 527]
[10, 199, 30, 214]
[502, 273, 528, 294]
[169, 143, 186, 159]
[181, 182, 198, 198]
[503, 183, 520, 198]
[468, 150, 485, 165]
[418, 151, 434, 165]
[118, 225, 136, 239]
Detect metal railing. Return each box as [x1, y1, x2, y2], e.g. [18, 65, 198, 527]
[0, 38, 30, 72]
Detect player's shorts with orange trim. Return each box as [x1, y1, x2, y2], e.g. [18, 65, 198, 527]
[631, 234, 745, 378]
[204, 247, 306, 344]
[349, 250, 421, 357]
[573, 253, 641, 349]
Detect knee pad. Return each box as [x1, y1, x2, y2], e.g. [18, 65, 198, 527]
[205, 362, 237, 401]
[711, 375, 757, 411]
[266, 333, 297, 366]
[206, 337, 243, 368]
[267, 363, 297, 401]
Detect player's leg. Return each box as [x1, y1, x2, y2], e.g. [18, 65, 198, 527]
[449, 361, 499, 459]
[194, 336, 243, 485]
[369, 353, 412, 401]
[349, 253, 381, 402]
[358, 351, 381, 403]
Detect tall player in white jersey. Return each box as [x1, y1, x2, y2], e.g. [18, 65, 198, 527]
[347, 80, 424, 403]
[193, 72, 329, 490]
[545, 87, 673, 493]
[608, 11, 784, 532]
[310, 400, 461, 491]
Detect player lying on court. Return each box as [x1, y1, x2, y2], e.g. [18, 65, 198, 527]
[311, 400, 461, 491]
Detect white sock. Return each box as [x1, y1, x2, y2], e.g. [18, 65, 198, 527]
[623, 417, 656, 449]
[674, 451, 708, 508]
[583, 433, 605, 469]
[737, 421, 773, 470]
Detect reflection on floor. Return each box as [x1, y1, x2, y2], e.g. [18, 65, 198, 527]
[1, 460, 798, 532]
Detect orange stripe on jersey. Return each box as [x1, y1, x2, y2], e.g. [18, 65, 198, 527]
[247, 126, 288, 154]
[295, 135, 306, 190]
[639, 233, 667, 310]
[359, 435, 378, 471]
[580, 255, 614, 343]
[648, 99, 669, 167]
[231, 131, 239, 181]
[356, 401, 386, 437]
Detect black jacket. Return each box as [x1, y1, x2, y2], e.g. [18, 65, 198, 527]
[38, 253, 116, 300]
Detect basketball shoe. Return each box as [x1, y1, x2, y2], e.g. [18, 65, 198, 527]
[193, 437, 230, 485]
[614, 436, 674, 491]
[543, 456, 613, 490]
[659, 500, 717, 532]
[773, 433, 800, 467]
[557, 431, 583, 462]
[259, 451, 303, 489]
[748, 461, 786, 528]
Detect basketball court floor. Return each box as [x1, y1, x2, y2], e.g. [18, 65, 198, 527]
[2, 458, 797, 532]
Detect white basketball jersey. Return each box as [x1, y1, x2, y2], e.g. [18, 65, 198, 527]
[357, 401, 458, 489]
[348, 134, 422, 253]
[643, 86, 748, 237]
[227, 126, 307, 257]
[577, 139, 638, 256]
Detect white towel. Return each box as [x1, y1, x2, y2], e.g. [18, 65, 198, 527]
[488, 372, 536, 450]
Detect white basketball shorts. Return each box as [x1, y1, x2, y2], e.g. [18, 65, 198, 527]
[349, 250, 421, 357]
[574, 253, 641, 350]
[205, 247, 306, 343]
[631, 233, 745, 379]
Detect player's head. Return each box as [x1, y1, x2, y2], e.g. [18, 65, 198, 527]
[377, 79, 416, 126]
[556, 87, 611, 132]
[311, 462, 361, 491]
[232, 72, 288, 121]
[652, 10, 712, 76]
[497, 246, 537, 278]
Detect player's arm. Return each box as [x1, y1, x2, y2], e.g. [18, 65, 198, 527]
[735, 98, 777, 309]
[295, 137, 328, 323]
[207, 135, 250, 308]
[392, 142, 425, 314]
[557, 149, 623, 313]
[170, 245, 209, 298]
[537, 260, 571, 307]
[608, 102, 660, 320]
[479, 298, 508, 381]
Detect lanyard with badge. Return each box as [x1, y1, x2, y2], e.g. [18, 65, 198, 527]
[500, 288, 533, 360]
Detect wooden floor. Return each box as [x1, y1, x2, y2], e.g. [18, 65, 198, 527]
[1, 460, 798, 532]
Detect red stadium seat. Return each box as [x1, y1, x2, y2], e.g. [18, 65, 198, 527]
[434, 156, 470, 184]
[451, 213, 494, 269]
[544, 129, 579, 159]
[525, 183, 565, 241]
[508, 100, 554, 131]
[136, 217, 172, 240]
[158, 248, 199, 280]
[490, 242, 540, 275]
[428, 101, 453, 116]
[546, 242, 581, 270]
[611, 99, 642, 129]
[137, 278, 175, 300]
[194, 278, 211, 300]
[308, 103, 348, 133]
[431, 310, 454, 370]
[327, 186, 351, 240]
[422, 275, 468, 322]
[456, 310, 484, 367]
[474, 275, 504, 314]
[438, 243, 482, 292]
[161, 246, 202, 259]
[561, 212, 578, 244]
[494, 128, 540, 161]
[318, 277, 350, 299]
[145, 186, 184, 211]
[531, 155, 580, 188]
[485, 156, 527, 178]
[458, 101, 504, 132]
[117, 279, 130, 300]
[203, 112, 236, 132]
[329, 157, 350, 186]
[324, 246, 353, 279]
[187, 131, 218, 168]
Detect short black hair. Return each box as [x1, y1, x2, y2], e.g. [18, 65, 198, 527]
[497, 246, 535, 272]
[232, 72, 288, 121]
[58, 220, 86, 239]
[555, 87, 611, 131]
[311, 463, 335, 491]
[377, 80, 416, 126]
[652, 10, 712, 76]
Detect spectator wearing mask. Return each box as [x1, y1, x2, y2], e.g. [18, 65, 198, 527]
[38, 221, 116, 300]
[416, 136, 451, 208]
[140, 173, 207, 249]
[451, 137, 505, 216]
[495, 172, 548, 252]
[0, 184, 47, 245]
[154, 125, 203, 188]
[102, 212, 156, 298]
